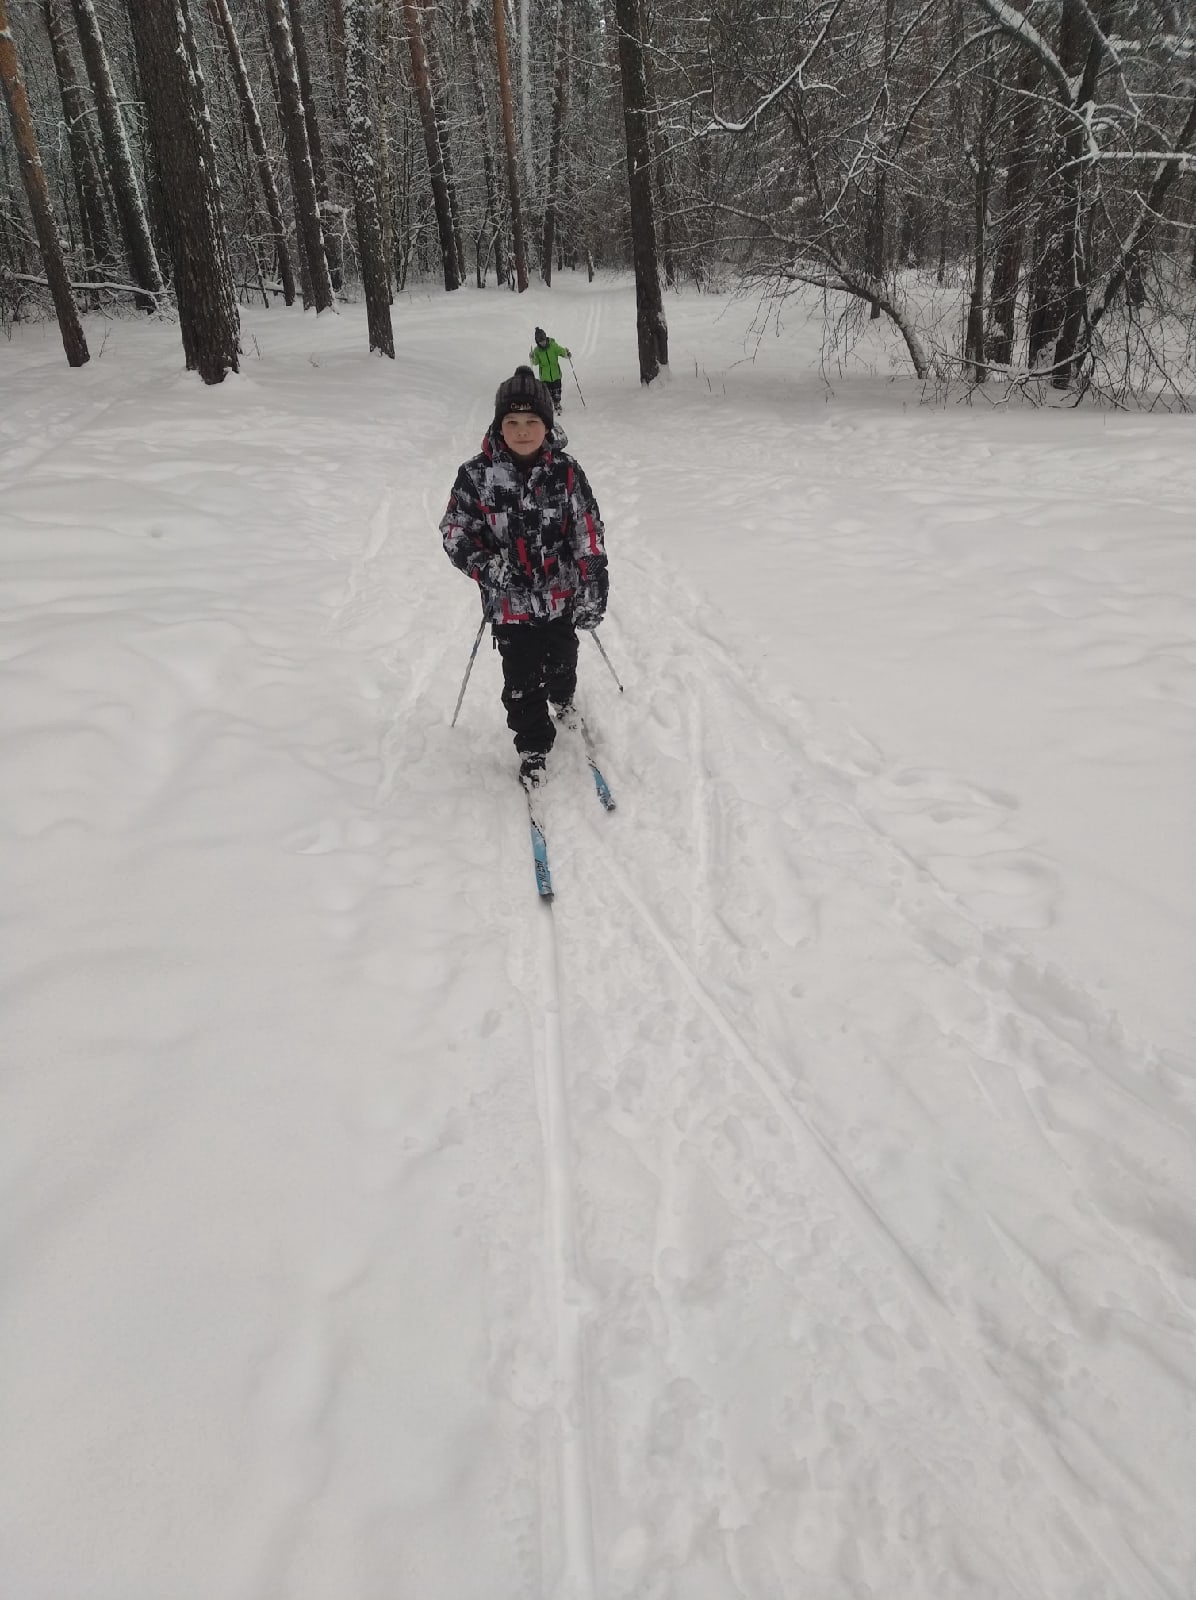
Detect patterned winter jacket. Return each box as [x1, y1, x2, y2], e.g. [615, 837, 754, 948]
[440, 427, 608, 629]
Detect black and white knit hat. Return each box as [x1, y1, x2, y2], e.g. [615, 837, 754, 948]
[494, 365, 554, 432]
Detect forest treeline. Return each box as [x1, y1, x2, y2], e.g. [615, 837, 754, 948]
[2, 0, 1195, 397]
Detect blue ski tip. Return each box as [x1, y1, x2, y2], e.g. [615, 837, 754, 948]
[590, 765, 616, 811]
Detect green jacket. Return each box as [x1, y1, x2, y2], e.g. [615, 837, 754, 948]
[530, 338, 570, 384]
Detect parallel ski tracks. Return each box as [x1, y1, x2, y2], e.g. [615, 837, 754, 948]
[573, 810, 1181, 1600]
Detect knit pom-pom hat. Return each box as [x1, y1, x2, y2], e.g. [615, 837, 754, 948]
[494, 365, 554, 432]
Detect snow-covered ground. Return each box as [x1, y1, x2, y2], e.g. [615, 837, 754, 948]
[2, 278, 1194, 1599]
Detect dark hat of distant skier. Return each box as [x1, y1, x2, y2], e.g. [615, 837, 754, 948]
[534, 326, 548, 345]
[494, 365, 554, 433]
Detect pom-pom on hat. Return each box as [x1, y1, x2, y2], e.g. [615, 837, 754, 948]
[494, 365, 554, 432]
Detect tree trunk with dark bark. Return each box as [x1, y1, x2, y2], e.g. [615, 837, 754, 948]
[344, 0, 393, 354]
[492, 0, 527, 290]
[426, 32, 466, 284]
[642, 37, 677, 289]
[462, 0, 506, 286]
[1049, 3, 1105, 387]
[964, 63, 997, 380]
[288, 0, 343, 289]
[126, 0, 239, 382]
[373, 0, 394, 289]
[613, 0, 667, 382]
[0, 0, 89, 363]
[68, 0, 163, 308]
[400, 0, 461, 289]
[208, 0, 296, 304]
[540, 0, 568, 286]
[43, 0, 111, 275]
[988, 58, 1039, 367]
[263, 0, 334, 309]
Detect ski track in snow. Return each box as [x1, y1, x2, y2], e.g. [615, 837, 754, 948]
[1, 284, 1194, 1600]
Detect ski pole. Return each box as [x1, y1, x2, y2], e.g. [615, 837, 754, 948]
[590, 629, 624, 693]
[568, 357, 587, 408]
[451, 612, 489, 726]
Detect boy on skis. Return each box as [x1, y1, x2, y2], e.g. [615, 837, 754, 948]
[529, 326, 571, 413]
[440, 366, 608, 788]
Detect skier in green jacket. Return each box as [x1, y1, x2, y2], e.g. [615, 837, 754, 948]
[529, 327, 571, 413]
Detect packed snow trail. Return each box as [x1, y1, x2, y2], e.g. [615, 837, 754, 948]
[1, 281, 1194, 1600]
[532, 888, 598, 1600]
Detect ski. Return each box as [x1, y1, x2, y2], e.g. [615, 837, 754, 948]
[586, 752, 616, 812]
[558, 708, 617, 812]
[522, 785, 554, 899]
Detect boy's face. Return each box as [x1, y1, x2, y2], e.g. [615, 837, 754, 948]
[501, 411, 547, 459]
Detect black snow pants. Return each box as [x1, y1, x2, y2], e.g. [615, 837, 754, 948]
[492, 617, 578, 754]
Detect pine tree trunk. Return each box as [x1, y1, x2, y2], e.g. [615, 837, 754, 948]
[540, 0, 568, 286]
[427, 26, 467, 283]
[179, 0, 240, 342]
[462, 0, 506, 286]
[263, 0, 334, 309]
[126, 0, 239, 382]
[374, 0, 394, 289]
[0, 0, 89, 364]
[43, 0, 112, 276]
[68, 0, 163, 308]
[613, 0, 667, 382]
[519, 0, 532, 197]
[207, 0, 296, 304]
[492, 0, 527, 289]
[288, 0, 343, 290]
[343, 0, 393, 354]
[399, 0, 461, 290]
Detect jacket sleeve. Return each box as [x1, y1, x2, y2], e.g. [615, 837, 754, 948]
[567, 463, 608, 627]
[440, 464, 508, 596]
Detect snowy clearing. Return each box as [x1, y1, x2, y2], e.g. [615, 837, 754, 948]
[2, 278, 1195, 1599]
